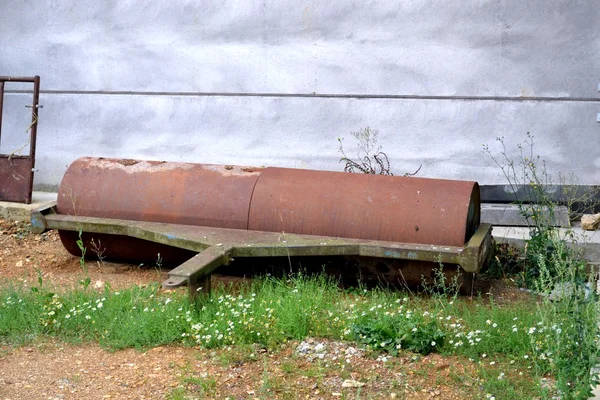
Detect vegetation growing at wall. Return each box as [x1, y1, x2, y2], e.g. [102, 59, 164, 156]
[338, 127, 422, 177]
[484, 134, 600, 398]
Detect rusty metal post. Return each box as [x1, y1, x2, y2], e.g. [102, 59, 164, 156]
[0, 81, 4, 143]
[27, 76, 41, 198]
[29, 76, 40, 158]
[0, 76, 36, 82]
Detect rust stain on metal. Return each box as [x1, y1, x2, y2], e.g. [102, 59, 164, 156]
[57, 157, 262, 260]
[201, 164, 262, 177]
[0, 76, 40, 204]
[0, 157, 33, 203]
[117, 159, 140, 166]
[59, 231, 197, 266]
[248, 167, 479, 247]
[83, 158, 262, 177]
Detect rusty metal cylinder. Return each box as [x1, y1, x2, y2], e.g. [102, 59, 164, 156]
[57, 157, 479, 262]
[249, 167, 479, 247]
[57, 157, 262, 262]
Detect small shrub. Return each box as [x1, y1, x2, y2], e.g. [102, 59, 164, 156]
[338, 127, 393, 175]
[351, 314, 444, 355]
[338, 127, 422, 176]
[402, 321, 445, 355]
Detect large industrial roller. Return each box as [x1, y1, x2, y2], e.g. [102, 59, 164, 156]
[32, 157, 492, 297]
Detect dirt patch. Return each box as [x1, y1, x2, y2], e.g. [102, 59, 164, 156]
[0, 219, 165, 291]
[0, 342, 188, 399]
[0, 340, 476, 400]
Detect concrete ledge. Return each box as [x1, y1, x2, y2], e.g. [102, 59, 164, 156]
[492, 222, 600, 263]
[0, 192, 57, 221]
[481, 203, 570, 228]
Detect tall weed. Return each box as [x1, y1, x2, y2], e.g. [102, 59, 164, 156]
[485, 134, 599, 398]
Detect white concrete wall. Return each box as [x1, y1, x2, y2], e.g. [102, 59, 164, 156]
[1, 0, 599, 189]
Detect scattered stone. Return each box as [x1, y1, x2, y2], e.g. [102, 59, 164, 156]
[540, 377, 556, 391]
[15, 260, 23, 267]
[57, 378, 75, 387]
[295, 340, 327, 360]
[549, 281, 593, 301]
[342, 379, 365, 388]
[296, 340, 365, 362]
[313, 343, 326, 353]
[295, 341, 312, 355]
[581, 213, 600, 231]
[344, 347, 358, 356]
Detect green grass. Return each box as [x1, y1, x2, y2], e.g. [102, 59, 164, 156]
[0, 272, 597, 399]
[0, 282, 192, 349]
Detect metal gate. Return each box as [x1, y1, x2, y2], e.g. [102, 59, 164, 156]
[0, 76, 40, 204]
